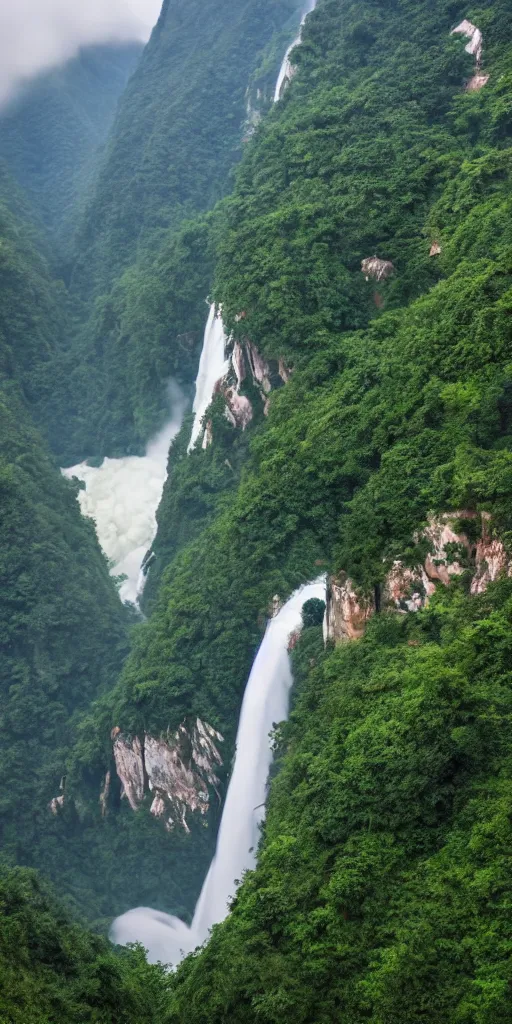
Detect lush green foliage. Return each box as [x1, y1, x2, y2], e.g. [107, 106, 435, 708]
[169, 582, 512, 1022]
[0, 43, 142, 258]
[67, 0, 512, 972]
[56, 0, 303, 459]
[89, 0, 512, 746]
[0, 868, 171, 1022]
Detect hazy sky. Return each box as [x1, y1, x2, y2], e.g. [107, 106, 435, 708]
[0, 0, 163, 105]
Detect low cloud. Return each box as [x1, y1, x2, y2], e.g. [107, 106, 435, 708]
[0, 0, 163, 106]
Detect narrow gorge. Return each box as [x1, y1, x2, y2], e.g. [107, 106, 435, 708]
[0, 0, 512, 1019]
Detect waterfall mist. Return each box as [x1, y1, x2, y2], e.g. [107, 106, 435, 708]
[63, 381, 187, 605]
[111, 579, 326, 965]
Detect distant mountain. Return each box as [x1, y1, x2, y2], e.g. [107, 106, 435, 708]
[0, 43, 143, 257]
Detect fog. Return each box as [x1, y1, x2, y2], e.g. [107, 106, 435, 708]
[0, 0, 162, 105]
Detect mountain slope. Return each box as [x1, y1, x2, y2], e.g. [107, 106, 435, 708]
[54, 0, 303, 461]
[0, 43, 142, 257]
[63, 0, 512, 994]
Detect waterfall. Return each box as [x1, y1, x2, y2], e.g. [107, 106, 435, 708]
[188, 303, 229, 452]
[62, 382, 187, 605]
[111, 578, 326, 965]
[274, 0, 316, 102]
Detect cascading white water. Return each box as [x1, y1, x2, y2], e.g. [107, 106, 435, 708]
[62, 382, 187, 605]
[111, 578, 325, 965]
[188, 303, 229, 452]
[274, 0, 316, 102]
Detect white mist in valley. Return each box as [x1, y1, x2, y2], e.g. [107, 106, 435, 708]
[188, 303, 229, 452]
[63, 382, 186, 605]
[274, 0, 316, 102]
[111, 579, 326, 965]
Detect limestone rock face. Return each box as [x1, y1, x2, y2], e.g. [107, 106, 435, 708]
[278, 358, 292, 383]
[466, 73, 489, 91]
[325, 513, 510, 649]
[49, 794, 65, 815]
[232, 341, 246, 388]
[361, 256, 395, 282]
[452, 19, 483, 63]
[325, 573, 375, 643]
[112, 732, 144, 811]
[110, 718, 224, 834]
[429, 240, 442, 256]
[422, 513, 472, 586]
[223, 386, 253, 430]
[471, 513, 512, 594]
[451, 19, 488, 90]
[246, 341, 272, 394]
[384, 561, 435, 612]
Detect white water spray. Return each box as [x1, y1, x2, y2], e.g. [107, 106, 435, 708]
[62, 382, 187, 605]
[188, 304, 229, 452]
[111, 579, 326, 965]
[274, 0, 316, 102]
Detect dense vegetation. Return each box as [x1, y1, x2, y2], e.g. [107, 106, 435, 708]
[2, 0, 512, 1013]
[0, 868, 171, 1022]
[0, 43, 142, 258]
[54, 0, 303, 461]
[169, 581, 512, 1022]
[85, 0, 512, 747]
[65, 0, 512, 1009]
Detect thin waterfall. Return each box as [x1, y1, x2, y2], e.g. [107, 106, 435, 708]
[188, 303, 229, 452]
[111, 578, 326, 965]
[62, 382, 187, 605]
[274, 0, 316, 103]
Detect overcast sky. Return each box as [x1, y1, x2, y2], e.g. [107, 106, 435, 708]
[0, 0, 163, 106]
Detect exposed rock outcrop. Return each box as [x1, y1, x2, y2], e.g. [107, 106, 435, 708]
[49, 776, 66, 815]
[452, 19, 483, 63]
[110, 718, 224, 834]
[422, 512, 472, 585]
[429, 240, 442, 256]
[223, 386, 253, 430]
[451, 19, 489, 90]
[112, 732, 144, 811]
[325, 573, 375, 643]
[361, 256, 395, 282]
[278, 358, 292, 383]
[246, 341, 272, 394]
[49, 794, 65, 815]
[470, 513, 512, 594]
[328, 512, 511, 645]
[383, 561, 435, 612]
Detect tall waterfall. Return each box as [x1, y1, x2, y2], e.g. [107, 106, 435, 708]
[274, 0, 316, 102]
[62, 382, 186, 605]
[188, 303, 229, 452]
[111, 579, 326, 965]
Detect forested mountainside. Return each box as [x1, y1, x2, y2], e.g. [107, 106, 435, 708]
[49, 0, 303, 463]
[0, 181, 137, 918]
[1, 0, 512, 1016]
[0, 868, 171, 1023]
[68, 0, 512, 1011]
[0, 43, 142, 259]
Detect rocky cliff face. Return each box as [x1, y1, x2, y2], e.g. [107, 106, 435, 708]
[110, 718, 224, 833]
[325, 574, 375, 642]
[326, 512, 511, 643]
[202, 330, 292, 445]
